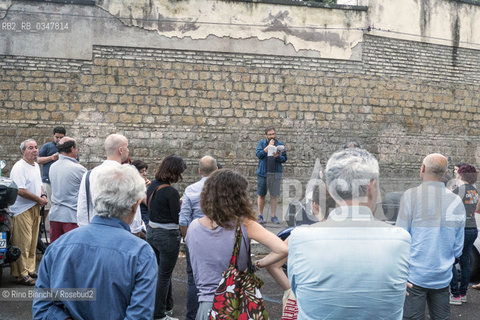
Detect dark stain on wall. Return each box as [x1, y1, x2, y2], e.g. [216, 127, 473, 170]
[178, 19, 200, 33]
[419, 0, 431, 38]
[452, 15, 460, 67]
[156, 13, 176, 32]
[262, 10, 345, 47]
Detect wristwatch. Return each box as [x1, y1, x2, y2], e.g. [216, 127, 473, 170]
[41, 194, 47, 198]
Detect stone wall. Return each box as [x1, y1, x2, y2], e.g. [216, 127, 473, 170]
[1, 0, 480, 205]
[363, 35, 480, 85]
[2, 33, 480, 199]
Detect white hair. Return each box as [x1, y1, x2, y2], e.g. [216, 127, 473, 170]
[326, 148, 379, 202]
[20, 139, 36, 151]
[91, 164, 146, 219]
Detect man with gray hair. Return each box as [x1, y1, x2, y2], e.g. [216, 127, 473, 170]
[288, 148, 411, 319]
[48, 137, 86, 242]
[179, 155, 218, 320]
[33, 164, 157, 319]
[76, 133, 144, 236]
[9, 139, 48, 286]
[396, 153, 465, 320]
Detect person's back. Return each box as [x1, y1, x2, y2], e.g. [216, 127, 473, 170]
[185, 169, 288, 320]
[397, 181, 465, 288]
[180, 178, 206, 221]
[289, 213, 411, 320]
[33, 216, 157, 320]
[396, 153, 465, 320]
[49, 154, 86, 221]
[186, 219, 249, 302]
[289, 148, 411, 320]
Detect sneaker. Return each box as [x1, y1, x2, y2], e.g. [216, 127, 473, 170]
[271, 216, 280, 224]
[460, 295, 467, 303]
[165, 309, 173, 316]
[450, 296, 462, 305]
[257, 214, 264, 224]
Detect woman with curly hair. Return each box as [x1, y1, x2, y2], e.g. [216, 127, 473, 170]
[147, 154, 187, 320]
[449, 164, 479, 304]
[186, 169, 288, 320]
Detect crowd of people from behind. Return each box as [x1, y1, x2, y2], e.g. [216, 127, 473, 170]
[3, 125, 479, 320]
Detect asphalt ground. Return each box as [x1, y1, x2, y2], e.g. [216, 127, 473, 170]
[1, 219, 480, 319]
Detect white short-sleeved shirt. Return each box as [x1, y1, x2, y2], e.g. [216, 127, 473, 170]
[9, 159, 42, 216]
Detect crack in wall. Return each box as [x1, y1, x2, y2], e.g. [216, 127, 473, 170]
[0, 1, 13, 20]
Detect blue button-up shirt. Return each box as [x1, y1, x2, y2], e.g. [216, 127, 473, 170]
[396, 181, 466, 289]
[289, 206, 411, 320]
[179, 177, 208, 226]
[33, 216, 157, 320]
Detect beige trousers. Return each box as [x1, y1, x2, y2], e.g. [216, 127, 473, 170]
[10, 205, 41, 278]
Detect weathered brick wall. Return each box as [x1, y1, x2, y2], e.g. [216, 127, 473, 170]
[363, 35, 480, 85]
[1, 35, 480, 199]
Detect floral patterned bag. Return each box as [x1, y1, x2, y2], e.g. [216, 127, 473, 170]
[209, 223, 269, 320]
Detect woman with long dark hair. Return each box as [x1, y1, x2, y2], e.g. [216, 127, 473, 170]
[186, 169, 288, 320]
[147, 155, 187, 320]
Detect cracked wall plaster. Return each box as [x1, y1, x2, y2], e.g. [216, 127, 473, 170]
[2, 0, 479, 61]
[97, 0, 367, 60]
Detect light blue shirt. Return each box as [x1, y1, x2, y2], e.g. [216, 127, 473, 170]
[49, 154, 87, 223]
[179, 176, 208, 226]
[396, 181, 466, 289]
[289, 206, 411, 320]
[33, 216, 158, 320]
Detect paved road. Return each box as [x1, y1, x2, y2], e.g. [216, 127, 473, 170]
[1, 220, 480, 319]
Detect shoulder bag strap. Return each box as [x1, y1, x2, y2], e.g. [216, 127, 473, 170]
[229, 222, 243, 268]
[147, 184, 169, 211]
[240, 224, 255, 273]
[85, 170, 92, 222]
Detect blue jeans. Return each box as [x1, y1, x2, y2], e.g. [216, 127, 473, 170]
[147, 227, 181, 318]
[450, 228, 478, 297]
[186, 246, 199, 320]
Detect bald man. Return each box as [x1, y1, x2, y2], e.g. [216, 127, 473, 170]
[396, 153, 466, 320]
[76, 134, 144, 236]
